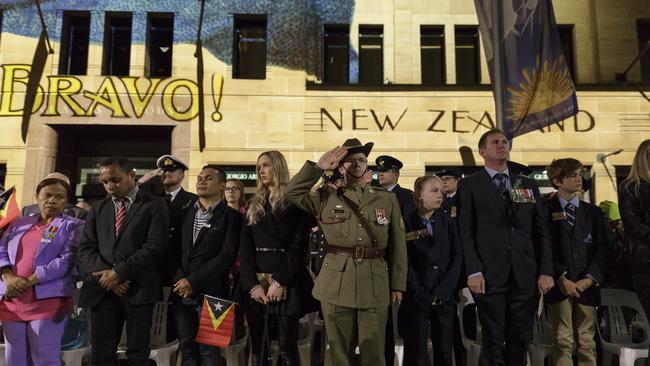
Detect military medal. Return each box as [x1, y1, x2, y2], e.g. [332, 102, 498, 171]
[450, 206, 457, 218]
[375, 208, 389, 225]
[41, 225, 59, 244]
[510, 188, 536, 203]
[552, 211, 567, 221]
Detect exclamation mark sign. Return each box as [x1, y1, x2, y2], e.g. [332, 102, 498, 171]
[211, 73, 224, 122]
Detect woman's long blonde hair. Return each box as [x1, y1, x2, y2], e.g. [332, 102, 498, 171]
[621, 139, 650, 196]
[246, 151, 289, 225]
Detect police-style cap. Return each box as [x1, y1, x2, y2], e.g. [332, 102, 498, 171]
[156, 155, 189, 172]
[342, 138, 374, 158]
[436, 168, 462, 178]
[375, 155, 403, 172]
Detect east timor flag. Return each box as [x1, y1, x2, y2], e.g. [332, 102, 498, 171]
[195, 295, 235, 348]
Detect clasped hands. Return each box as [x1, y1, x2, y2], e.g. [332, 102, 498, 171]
[558, 276, 593, 298]
[467, 273, 555, 296]
[173, 278, 194, 298]
[92, 269, 130, 296]
[2, 272, 37, 298]
[250, 282, 285, 305]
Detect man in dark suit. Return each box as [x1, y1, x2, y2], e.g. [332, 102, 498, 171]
[78, 156, 169, 366]
[156, 155, 198, 286]
[543, 158, 610, 365]
[21, 172, 87, 220]
[376, 155, 416, 218]
[458, 129, 554, 366]
[375, 154, 415, 366]
[436, 168, 462, 222]
[173, 164, 242, 365]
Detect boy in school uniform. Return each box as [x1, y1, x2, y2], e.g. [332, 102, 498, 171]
[543, 158, 611, 366]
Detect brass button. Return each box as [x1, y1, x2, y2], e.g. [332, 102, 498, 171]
[358, 238, 363, 241]
[360, 210, 364, 214]
[358, 224, 363, 227]
[324, 263, 328, 267]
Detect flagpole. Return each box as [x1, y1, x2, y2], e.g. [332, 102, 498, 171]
[491, 0, 505, 132]
[34, 0, 54, 54]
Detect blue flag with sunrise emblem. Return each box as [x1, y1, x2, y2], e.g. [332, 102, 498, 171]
[475, 0, 578, 139]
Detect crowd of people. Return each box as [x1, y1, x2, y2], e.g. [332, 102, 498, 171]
[0, 128, 648, 366]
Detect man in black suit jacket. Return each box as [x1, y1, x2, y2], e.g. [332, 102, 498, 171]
[375, 154, 415, 365]
[173, 165, 242, 365]
[78, 156, 169, 366]
[543, 158, 610, 365]
[458, 129, 554, 366]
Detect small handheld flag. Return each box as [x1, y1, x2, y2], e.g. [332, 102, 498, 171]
[195, 295, 235, 348]
[0, 187, 19, 230]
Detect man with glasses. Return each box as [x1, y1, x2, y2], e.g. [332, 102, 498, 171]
[285, 138, 407, 366]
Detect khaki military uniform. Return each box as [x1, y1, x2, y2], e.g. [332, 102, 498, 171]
[285, 161, 407, 366]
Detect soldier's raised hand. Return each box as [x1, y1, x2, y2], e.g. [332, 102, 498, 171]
[317, 146, 348, 171]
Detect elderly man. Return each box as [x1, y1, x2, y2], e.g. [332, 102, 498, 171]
[285, 138, 407, 366]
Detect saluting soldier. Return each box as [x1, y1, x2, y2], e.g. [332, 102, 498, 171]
[285, 138, 407, 366]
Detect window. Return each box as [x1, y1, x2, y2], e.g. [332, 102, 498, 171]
[146, 13, 174, 77]
[233, 15, 267, 80]
[0, 163, 5, 189]
[557, 25, 576, 80]
[58, 12, 91, 75]
[102, 13, 132, 76]
[421, 25, 445, 85]
[323, 25, 349, 84]
[637, 19, 650, 83]
[454, 26, 480, 85]
[359, 25, 383, 85]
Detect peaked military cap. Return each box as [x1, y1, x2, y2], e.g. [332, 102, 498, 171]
[436, 168, 462, 178]
[156, 155, 189, 172]
[375, 155, 403, 172]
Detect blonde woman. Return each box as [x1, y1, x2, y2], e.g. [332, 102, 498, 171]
[619, 139, 650, 354]
[238, 151, 317, 366]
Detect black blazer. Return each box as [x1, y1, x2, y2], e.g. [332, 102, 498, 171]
[543, 197, 610, 306]
[619, 181, 650, 273]
[239, 201, 317, 315]
[403, 210, 462, 311]
[458, 169, 553, 289]
[160, 188, 198, 285]
[78, 190, 169, 307]
[174, 202, 242, 300]
[392, 184, 416, 218]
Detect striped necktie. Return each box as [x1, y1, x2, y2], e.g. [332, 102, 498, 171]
[115, 198, 126, 236]
[565, 203, 576, 227]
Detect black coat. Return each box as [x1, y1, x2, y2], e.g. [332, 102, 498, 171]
[543, 197, 610, 306]
[160, 188, 197, 285]
[458, 169, 553, 289]
[402, 210, 462, 312]
[238, 201, 317, 315]
[620, 181, 650, 273]
[174, 202, 242, 301]
[439, 194, 458, 222]
[78, 190, 169, 307]
[391, 184, 416, 218]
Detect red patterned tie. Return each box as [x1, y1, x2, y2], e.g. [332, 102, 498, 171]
[115, 198, 126, 236]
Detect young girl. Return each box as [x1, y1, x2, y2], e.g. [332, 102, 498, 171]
[400, 175, 462, 366]
[238, 150, 317, 366]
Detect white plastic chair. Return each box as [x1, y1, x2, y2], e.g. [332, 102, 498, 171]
[117, 291, 179, 366]
[597, 289, 650, 366]
[269, 311, 317, 366]
[527, 306, 554, 366]
[223, 320, 248, 366]
[458, 287, 482, 366]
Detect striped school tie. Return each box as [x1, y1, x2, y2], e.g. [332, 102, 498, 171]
[115, 198, 126, 236]
[565, 203, 576, 227]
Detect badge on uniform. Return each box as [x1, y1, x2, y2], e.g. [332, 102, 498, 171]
[552, 211, 567, 221]
[510, 188, 536, 203]
[450, 206, 457, 218]
[375, 208, 389, 225]
[584, 233, 593, 243]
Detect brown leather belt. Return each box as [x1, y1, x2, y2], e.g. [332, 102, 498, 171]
[328, 245, 385, 260]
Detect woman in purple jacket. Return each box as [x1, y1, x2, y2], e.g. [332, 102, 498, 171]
[0, 177, 84, 366]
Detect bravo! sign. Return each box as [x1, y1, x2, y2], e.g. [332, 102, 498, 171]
[0, 64, 224, 122]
